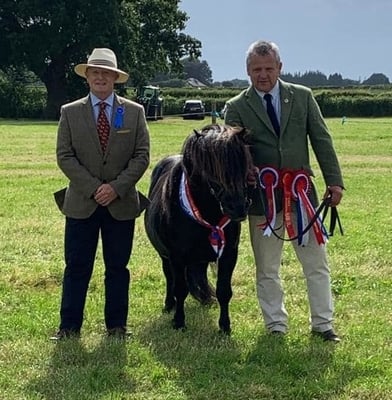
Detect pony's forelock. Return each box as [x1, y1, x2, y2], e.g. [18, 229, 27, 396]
[182, 125, 252, 191]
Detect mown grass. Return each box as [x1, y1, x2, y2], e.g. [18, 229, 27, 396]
[0, 117, 391, 400]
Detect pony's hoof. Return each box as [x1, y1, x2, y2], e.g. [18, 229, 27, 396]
[163, 299, 176, 313]
[171, 319, 186, 331]
[219, 327, 232, 336]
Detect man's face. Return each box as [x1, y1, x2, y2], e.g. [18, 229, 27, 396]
[85, 67, 119, 99]
[247, 53, 282, 93]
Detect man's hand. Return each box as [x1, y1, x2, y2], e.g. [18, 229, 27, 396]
[94, 183, 118, 206]
[324, 185, 343, 207]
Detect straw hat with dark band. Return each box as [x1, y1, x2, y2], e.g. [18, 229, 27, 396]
[74, 48, 129, 84]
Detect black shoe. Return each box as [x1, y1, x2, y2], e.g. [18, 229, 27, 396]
[50, 328, 80, 341]
[269, 330, 286, 337]
[106, 326, 130, 340]
[311, 329, 341, 343]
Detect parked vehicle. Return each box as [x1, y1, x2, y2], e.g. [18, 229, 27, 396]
[136, 85, 163, 121]
[183, 99, 205, 120]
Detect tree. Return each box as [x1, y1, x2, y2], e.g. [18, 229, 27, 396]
[181, 57, 212, 85]
[328, 73, 344, 86]
[0, 0, 201, 119]
[362, 73, 390, 85]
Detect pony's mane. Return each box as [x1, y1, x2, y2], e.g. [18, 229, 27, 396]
[182, 124, 252, 192]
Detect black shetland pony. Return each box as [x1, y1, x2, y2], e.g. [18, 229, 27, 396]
[144, 124, 253, 334]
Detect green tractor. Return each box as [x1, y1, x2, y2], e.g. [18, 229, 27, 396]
[136, 85, 163, 121]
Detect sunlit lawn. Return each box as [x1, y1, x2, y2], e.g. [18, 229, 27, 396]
[0, 117, 391, 400]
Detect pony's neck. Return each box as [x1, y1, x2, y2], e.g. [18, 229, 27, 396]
[188, 175, 223, 224]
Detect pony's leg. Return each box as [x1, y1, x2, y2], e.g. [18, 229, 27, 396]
[216, 256, 236, 335]
[162, 257, 176, 312]
[171, 260, 188, 330]
[186, 262, 216, 306]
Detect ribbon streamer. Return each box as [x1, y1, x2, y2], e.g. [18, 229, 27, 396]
[281, 170, 296, 240]
[257, 167, 279, 237]
[292, 172, 327, 246]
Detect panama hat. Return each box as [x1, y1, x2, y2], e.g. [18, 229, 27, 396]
[74, 48, 129, 84]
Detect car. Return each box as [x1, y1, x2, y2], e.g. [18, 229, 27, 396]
[183, 99, 205, 120]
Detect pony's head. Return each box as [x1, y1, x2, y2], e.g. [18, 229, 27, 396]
[182, 124, 253, 221]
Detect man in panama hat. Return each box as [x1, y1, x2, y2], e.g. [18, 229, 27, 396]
[51, 47, 150, 340]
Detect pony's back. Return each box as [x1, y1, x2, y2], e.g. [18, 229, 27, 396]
[145, 154, 182, 258]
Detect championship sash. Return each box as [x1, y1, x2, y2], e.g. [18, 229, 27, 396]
[179, 172, 231, 259]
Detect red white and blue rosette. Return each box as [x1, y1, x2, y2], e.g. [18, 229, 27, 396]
[291, 171, 328, 246]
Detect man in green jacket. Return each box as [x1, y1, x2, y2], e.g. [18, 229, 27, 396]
[225, 40, 344, 342]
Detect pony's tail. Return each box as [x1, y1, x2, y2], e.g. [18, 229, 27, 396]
[186, 263, 217, 305]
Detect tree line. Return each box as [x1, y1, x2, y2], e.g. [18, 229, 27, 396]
[151, 60, 390, 89]
[1, 0, 390, 119]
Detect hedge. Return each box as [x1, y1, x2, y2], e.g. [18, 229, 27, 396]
[1, 81, 392, 119]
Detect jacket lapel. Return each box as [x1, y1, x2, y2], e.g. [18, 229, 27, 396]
[278, 80, 294, 136]
[104, 95, 124, 157]
[245, 87, 276, 136]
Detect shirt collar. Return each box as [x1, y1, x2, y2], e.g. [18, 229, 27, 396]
[90, 92, 114, 108]
[255, 81, 280, 100]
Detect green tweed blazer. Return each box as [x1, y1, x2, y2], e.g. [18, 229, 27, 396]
[225, 79, 344, 215]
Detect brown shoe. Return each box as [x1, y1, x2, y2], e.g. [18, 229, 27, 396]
[50, 328, 80, 341]
[106, 326, 130, 340]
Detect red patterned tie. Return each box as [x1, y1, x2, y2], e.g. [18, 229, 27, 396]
[97, 101, 110, 152]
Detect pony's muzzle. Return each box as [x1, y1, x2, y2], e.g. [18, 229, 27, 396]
[222, 197, 251, 222]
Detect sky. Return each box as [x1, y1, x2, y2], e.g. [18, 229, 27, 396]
[179, 0, 392, 83]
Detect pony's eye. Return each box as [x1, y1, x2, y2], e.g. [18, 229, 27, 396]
[209, 182, 224, 199]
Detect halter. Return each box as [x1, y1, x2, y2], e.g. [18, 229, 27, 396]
[179, 172, 231, 259]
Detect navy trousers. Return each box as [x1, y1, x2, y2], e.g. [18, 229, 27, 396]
[59, 206, 135, 331]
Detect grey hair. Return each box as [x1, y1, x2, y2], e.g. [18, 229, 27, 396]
[246, 40, 281, 67]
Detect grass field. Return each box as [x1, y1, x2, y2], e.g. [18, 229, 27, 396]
[0, 117, 391, 399]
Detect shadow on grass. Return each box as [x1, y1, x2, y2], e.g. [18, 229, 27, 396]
[27, 337, 133, 399]
[139, 303, 365, 399]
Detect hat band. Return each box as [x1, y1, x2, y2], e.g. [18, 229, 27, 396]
[88, 59, 117, 68]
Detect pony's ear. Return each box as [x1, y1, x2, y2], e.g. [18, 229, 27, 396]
[193, 129, 203, 138]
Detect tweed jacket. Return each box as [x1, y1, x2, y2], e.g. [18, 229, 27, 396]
[56, 94, 150, 220]
[225, 79, 344, 215]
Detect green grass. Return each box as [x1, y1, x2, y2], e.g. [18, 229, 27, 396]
[0, 117, 391, 400]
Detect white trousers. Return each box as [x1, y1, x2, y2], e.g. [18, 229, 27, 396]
[249, 212, 334, 333]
